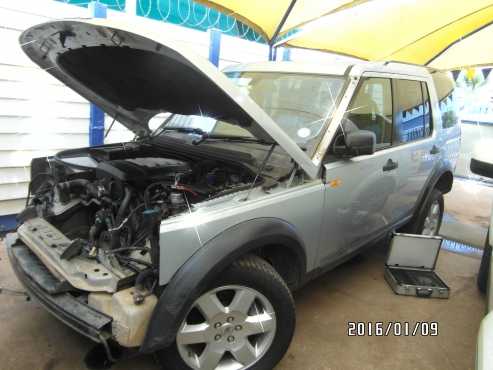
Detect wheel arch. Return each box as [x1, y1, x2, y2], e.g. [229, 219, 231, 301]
[434, 170, 454, 194]
[400, 165, 453, 234]
[417, 167, 454, 212]
[140, 217, 307, 353]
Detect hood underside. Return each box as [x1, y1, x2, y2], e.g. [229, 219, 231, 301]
[58, 46, 253, 128]
[19, 19, 319, 178]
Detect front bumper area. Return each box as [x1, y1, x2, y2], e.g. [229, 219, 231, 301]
[5, 233, 113, 344]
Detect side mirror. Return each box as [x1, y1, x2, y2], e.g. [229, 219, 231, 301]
[470, 158, 493, 179]
[345, 130, 376, 156]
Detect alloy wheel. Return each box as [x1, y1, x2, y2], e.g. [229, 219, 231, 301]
[422, 200, 441, 236]
[176, 285, 277, 370]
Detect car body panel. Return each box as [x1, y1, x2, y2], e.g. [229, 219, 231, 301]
[157, 181, 325, 284]
[477, 311, 493, 370]
[477, 228, 493, 370]
[321, 148, 401, 262]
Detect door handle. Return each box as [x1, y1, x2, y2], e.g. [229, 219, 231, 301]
[382, 159, 398, 172]
[430, 145, 440, 155]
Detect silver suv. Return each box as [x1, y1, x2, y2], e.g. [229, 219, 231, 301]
[6, 19, 461, 370]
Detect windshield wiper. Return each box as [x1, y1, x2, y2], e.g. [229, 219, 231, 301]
[193, 134, 272, 146]
[153, 126, 209, 144]
[153, 125, 272, 146]
[160, 127, 207, 136]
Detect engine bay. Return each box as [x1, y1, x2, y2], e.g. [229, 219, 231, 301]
[19, 142, 257, 300]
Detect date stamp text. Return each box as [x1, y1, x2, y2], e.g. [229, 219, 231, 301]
[347, 321, 438, 336]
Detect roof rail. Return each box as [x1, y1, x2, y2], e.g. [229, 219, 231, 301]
[381, 60, 435, 71]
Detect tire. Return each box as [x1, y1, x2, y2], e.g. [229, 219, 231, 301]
[403, 189, 444, 235]
[157, 255, 296, 370]
[478, 232, 491, 294]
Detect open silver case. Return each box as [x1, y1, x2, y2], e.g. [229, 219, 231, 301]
[384, 233, 450, 299]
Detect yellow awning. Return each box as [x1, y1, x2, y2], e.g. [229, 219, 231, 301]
[198, 0, 493, 70]
[195, 0, 367, 42]
[281, 0, 493, 70]
[428, 23, 493, 70]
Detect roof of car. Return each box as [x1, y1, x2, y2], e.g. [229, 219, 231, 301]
[222, 60, 434, 78]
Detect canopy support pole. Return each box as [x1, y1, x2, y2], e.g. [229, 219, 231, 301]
[268, 0, 297, 61]
[88, 1, 107, 146]
[268, 45, 278, 61]
[208, 29, 222, 67]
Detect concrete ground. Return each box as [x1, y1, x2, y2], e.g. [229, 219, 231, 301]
[0, 177, 490, 370]
[0, 241, 484, 370]
[442, 177, 493, 248]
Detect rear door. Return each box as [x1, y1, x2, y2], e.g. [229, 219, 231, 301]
[391, 79, 438, 218]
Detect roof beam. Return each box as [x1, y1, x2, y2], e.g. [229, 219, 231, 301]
[270, 0, 298, 45]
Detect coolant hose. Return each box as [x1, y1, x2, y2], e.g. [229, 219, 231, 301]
[116, 187, 132, 224]
[133, 268, 156, 304]
[135, 268, 155, 290]
[110, 187, 132, 250]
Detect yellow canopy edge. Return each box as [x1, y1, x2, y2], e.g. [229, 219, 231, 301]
[429, 23, 493, 70]
[283, 0, 493, 69]
[197, 0, 493, 70]
[194, 0, 368, 41]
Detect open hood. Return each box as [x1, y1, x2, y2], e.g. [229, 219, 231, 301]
[19, 19, 319, 178]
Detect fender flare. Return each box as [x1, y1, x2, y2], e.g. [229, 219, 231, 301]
[140, 217, 307, 353]
[411, 162, 454, 224]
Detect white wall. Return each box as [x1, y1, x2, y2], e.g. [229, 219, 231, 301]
[0, 0, 269, 216]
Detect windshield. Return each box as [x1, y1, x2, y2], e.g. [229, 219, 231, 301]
[152, 71, 345, 155]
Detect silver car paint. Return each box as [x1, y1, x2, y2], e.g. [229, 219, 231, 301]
[158, 181, 325, 284]
[157, 67, 460, 285]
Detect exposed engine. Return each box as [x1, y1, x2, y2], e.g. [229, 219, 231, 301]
[20, 142, 256, 301]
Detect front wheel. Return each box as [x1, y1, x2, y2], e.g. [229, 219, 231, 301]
[158, 255, 296, 370]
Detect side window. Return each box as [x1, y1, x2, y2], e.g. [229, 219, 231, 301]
[393, 79, 427, 143]
[421, 82, 432, 136]
[432, 72, 458, 129]
[344, 77, 393, 149]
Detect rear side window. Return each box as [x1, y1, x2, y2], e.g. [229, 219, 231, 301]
[393, 79, 431, 144]
[432, 72, 458, 129]
[344, 77, 393, 149]
[422, 82, 432, 136]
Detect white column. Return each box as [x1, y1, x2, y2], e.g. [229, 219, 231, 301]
[125, 0, 137, 15]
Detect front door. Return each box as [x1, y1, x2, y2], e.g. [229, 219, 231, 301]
[317, 76, 401, 265]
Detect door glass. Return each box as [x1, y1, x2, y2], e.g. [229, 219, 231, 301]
[394, 79, 426, 143]
[421, 82, 433, 136]
[343, 77, 393, 149]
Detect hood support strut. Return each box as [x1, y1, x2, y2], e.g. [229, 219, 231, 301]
[243, 143, 277, 201]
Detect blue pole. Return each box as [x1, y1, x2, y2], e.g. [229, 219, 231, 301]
[282, 48, 291, 61]
[268, 45, 278, 61]
[88, 1, 107, 146]
[208, 29, 221, 67]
